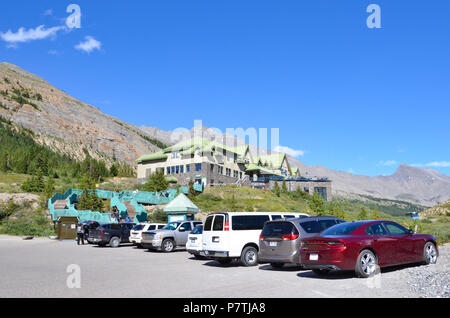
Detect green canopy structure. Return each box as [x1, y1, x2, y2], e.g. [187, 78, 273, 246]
[163, 193, 199, 215]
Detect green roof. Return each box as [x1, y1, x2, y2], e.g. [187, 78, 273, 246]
[138, 137, 249, 163]
[136, 151, 168, 163]
[163, 193, 199, 214]
[255, 153, 287, 170]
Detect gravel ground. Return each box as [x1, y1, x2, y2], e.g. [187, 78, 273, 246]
[401, 244, 450, 298]
[0, 236, 448, 298]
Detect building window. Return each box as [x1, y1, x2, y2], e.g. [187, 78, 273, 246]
[210, 164, 214, 172]
[176, 166, 180, 174]
[226, 168, 231, 177]
[186, 164, 190, 173]
[180, 165, 184, 174]
[195, 163, 202, 172]
[171, 166, 175, 174]
[166, 167, 170, 175]
[239, 172, 242, 179]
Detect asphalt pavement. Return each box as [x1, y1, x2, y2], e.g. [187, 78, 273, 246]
[0, 235, 445, 298]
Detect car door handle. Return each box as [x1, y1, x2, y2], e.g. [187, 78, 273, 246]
[212, 237, 220, 243]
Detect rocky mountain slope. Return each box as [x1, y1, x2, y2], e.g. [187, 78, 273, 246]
[0, 62, 165, 164]
[420, 200, 450, 218]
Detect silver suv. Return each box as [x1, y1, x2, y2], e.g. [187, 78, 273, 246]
[259, 216, 346, 268]
[142, 220, 203, 252]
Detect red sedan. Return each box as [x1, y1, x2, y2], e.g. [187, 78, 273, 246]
[300, 220, 439, 278]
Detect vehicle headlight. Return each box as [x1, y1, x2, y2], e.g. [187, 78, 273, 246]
[156, 234, 162, 240]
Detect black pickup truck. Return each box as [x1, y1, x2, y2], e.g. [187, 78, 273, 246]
[88, 223, 134, 247]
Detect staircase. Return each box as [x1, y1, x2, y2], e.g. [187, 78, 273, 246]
[235, 175, 250, 187]
[123, 201, 138, 222]
[53, 199, 68, 210]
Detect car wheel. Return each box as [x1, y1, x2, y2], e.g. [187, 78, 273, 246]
[241, 246, 259, 267]
[270, 263, 284, 269]
[217, 258, 232, 265]
[423, 242, 438, 265]
[312, 269, 330, 276]
[355, 249, 378, 278]
[109, 237, 120, 248]
[162, 239, 175, 253]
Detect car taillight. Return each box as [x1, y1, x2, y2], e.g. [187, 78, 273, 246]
[100, 231, 104, 239]
[305, 240, 344, 247]
[224, 221, 229, 231]
[281, 234, 299, 241]
[259, 234, 264, 240]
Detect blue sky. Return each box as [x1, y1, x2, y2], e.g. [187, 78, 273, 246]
[1, 0, 449, 176]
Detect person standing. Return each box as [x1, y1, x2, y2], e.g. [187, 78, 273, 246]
[76, 223, 85, 245]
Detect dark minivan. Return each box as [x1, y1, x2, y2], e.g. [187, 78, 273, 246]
[89, 223, 134, 248]
[259, 216, 346, 268]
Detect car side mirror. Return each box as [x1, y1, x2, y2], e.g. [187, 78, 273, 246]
[408, 229, 414, 235]
[178, 228, 185, 232]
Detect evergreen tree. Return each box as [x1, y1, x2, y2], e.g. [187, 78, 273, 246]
[43, 177, 55, 201]
[273, 181, 281, 197]
[309, 192, 326, 216]
[282, 180, 288, 193]
[370, 207, 380, 220]
[143, 170, 169, 193]
[110, 164, 119, 177]
[357, 207, 368, 220]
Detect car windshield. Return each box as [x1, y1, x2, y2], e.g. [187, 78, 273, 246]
[163, 222, 181, 230]
[321, 222, 362, 236]
[192, 225, 203, 234]
[262, 222, 298, 237]
[133, 224, 145, 231]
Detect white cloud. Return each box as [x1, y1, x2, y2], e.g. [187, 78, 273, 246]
[425, 161, 450, 168]
[273, 145, 305, 158]
[75, 36, 101, 53]
[378, 160, 398, 166]
[0, 25, 65, 44]
[409, 161, 450, 168]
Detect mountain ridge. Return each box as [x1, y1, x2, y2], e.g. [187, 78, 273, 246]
[1, 62, 449, 207]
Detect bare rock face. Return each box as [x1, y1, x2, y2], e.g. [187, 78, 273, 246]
[0, 62, 163, 164]
[0, 193, 41, 209]
[287, 159, 450, 207]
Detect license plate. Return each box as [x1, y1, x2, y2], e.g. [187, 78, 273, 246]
[269, 242, 278, 247]
[310, 254, 319, 261]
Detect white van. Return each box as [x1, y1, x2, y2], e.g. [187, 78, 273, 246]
[202, 212, 309, 266]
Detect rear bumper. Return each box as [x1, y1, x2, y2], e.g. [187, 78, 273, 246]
[130, 236, 142, 244]
[259, 251, 301, 264]
[300, 247, 353, 270]
[90, 238, 107, 244]
[203, 250, 229, 258]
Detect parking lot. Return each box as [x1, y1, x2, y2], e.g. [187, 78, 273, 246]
[0, 235, 447, 298]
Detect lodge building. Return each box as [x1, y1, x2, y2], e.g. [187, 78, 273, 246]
[136, 137, 332, 201]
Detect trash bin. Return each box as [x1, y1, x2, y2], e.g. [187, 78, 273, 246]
[56, 217, 79, 240]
